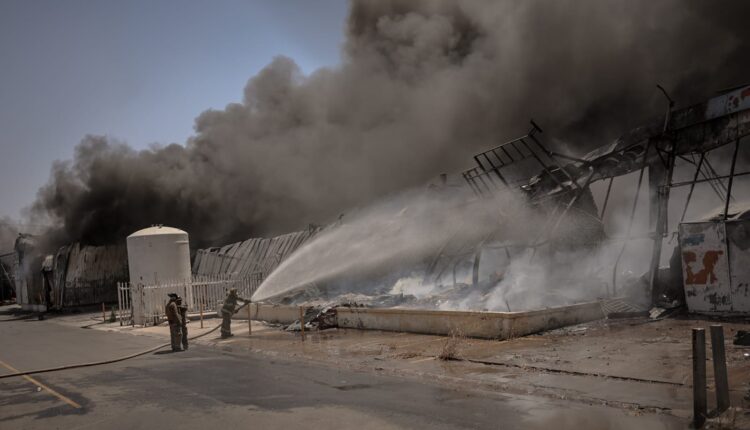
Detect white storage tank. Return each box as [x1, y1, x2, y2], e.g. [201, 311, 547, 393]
[127, 225, 192, 285]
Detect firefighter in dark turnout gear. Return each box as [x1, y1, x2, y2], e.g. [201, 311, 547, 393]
[176, 295, 189, 350]
[165, 293, 183, 351]
[220, 288, 248, 338]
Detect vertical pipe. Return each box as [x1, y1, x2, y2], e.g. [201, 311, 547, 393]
[723, 139, 741, 220]
[199, 302, 204, 329]
[693, 328, 707, 428]
[299, 306, 305, 341]
[648, 144, 677, 305]
[710, 325, 730, 413]
[247, 302, 253, 335]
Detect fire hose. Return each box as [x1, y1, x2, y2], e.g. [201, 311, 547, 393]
[0, 301, 252, 380]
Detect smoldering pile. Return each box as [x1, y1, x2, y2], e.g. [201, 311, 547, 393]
[26, 0, 750, 252]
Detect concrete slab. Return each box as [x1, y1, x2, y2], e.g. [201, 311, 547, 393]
[337, 301, 605, 339]
[230, 301, 605, 340]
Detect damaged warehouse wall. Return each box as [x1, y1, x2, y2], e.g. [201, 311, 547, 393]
[10, 225, 316, 312]
[192, 226, 321, 278]
[54, 242, 128, 307]
[244, 84, 750, 318]
[14, 238, 128, 311]
[0, 252, 15, 302]
[13, 234, 43, 311]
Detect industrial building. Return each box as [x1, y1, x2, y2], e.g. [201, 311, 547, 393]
[4, 85, 750, 331]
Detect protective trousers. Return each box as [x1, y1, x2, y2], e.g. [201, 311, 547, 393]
[221, 310, 232, 338]
[181, 324, 188, 350]
[169, 324, 183, 351]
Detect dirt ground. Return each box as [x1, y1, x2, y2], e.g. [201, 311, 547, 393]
[82, 312, 750, 427]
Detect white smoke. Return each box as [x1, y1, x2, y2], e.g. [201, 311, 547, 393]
[252, 179, 540, 302]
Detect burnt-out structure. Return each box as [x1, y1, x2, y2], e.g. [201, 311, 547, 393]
[205, 85, 750, 317]
[0, 251, 15, 303]
[13, 235, 128, 311]
[462, 84, 750, 315]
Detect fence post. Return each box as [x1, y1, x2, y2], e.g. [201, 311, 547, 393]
[138, 283, 144, 326]
[102, 302, 106, 322]
[710, 325, 730, 413]
[117, 283, 121, 325]
[693, 328, 707, 428]
[299, 306, 305, 341]
[247, 302, 252, 335]
[200, 302, 204, 329]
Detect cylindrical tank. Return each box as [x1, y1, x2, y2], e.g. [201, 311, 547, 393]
[126, 225, 191, 285]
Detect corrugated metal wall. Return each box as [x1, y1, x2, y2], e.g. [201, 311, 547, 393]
[51, 242, 129, 307]
[14, 226, 318, 308]
[192, 227, 321, 278]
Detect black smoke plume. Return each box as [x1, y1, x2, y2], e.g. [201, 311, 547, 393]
[29, 0, 750, 249]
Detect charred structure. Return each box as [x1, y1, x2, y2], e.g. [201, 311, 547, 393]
[243, 85, 750, 316]
[11, 235, 128, 312]
[460, 84, 750, 314]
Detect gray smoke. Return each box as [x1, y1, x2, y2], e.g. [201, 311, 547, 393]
[29, 0, 750, 249]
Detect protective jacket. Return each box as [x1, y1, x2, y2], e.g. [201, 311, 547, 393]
[221, 292, 247, 315]
[178, 304, 188, 327]
[165, 300, 182, 325]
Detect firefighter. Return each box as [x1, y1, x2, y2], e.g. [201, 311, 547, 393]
[220, 288, 248, 338]
[165, 293, 183, 352]
[176, 295, 189, 350]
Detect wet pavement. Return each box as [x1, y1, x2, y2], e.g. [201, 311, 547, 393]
[79, 311, 750, 425]
[5, 304, 750, 428]
[0, 309, 692, 429]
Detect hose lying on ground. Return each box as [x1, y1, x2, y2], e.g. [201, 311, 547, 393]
[0, 302, 252, 380]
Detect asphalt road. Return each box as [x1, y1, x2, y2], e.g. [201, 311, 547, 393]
[0, 313, 682, 429]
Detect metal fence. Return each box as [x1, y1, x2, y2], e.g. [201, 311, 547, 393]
[117, 273, 262, 326]
[117, 282, 132, 324]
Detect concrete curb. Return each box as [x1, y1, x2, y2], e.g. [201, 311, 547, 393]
[229, 301, 605, 339]
[337, 301, 605, 339]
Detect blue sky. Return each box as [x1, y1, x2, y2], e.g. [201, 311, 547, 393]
[0, 0, 348, 220]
